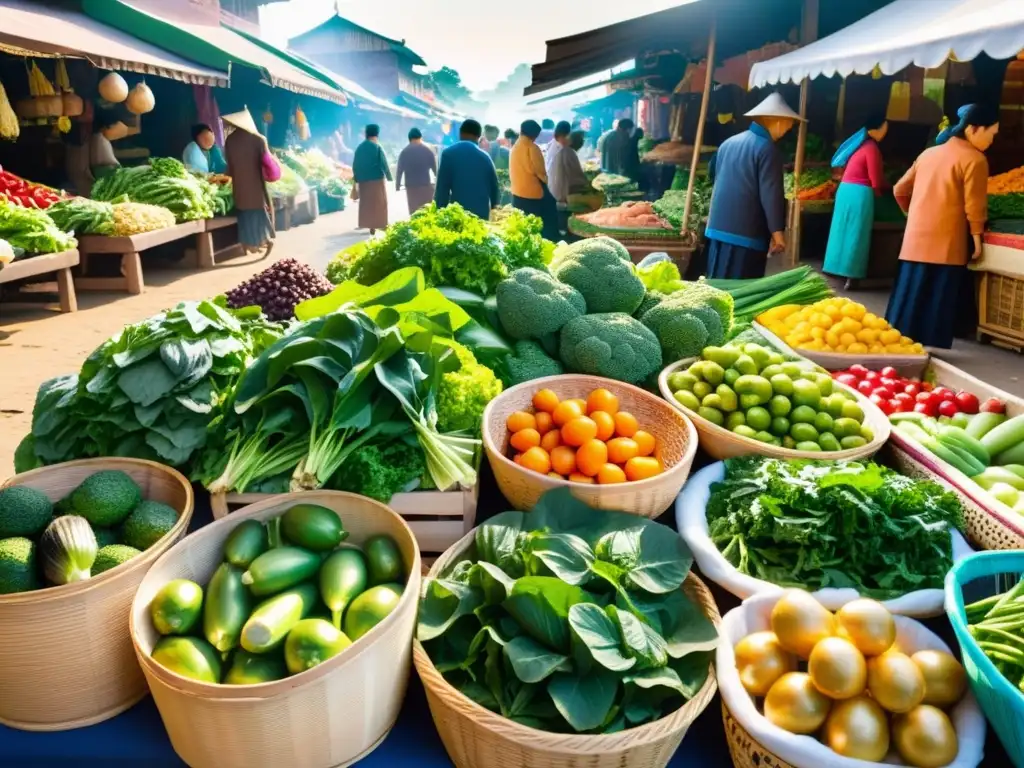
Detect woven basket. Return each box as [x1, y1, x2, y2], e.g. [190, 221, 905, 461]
[482, 374, 698, 518]
[658, 359, 890, 461]
[0, 458, 193, 731]
[413, 528, 721, 768]
[130, 491, 421, 768]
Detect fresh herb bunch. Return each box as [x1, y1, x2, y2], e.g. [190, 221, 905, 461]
[419, 489, 718, 734]
[706, 457, 965, 599]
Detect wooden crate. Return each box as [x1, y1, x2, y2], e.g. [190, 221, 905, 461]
[210, 486, 478, 558]
[0, 249, 78, 312]
[76, 222, 204, 294]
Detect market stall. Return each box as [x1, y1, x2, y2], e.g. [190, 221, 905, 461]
[0, 247, 79, 312]
[76, 220, 204, 294]
[975, 232, 1024, 351]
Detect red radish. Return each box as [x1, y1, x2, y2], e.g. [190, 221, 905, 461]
[954, 391, 980, 414]
[858, 380, 875, 396]
[849, 364, 869, 377]
[836, 373, 859, 388]
[938, 400, 959, 418]
[904, 383, 921, 396]
[880, 366, 899, 379]
[865, 370, 881, 382]
[981, 398, 1006, 414]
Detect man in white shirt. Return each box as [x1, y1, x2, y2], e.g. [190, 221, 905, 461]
[544, 120, 571, 176]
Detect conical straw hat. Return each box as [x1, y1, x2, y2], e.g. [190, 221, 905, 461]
[222, 107, 260, 135]
[744, 93, 805, 122]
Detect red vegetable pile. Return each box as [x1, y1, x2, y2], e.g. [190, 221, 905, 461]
[832, 364, 1004, 417]
[0, 166, 63, 210]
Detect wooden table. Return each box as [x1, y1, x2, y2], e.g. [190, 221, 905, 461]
[76, 221, 204, 295]
[182, 216, 242, 268]
[0, 249, 79, 312]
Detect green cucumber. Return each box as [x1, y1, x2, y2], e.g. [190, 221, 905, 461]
[923, 437, 984, 477]
[966, 412, 1007, 440]
[320, 549, 368, 628]
[975, 467, 1024, 491]
[995, 442, 1024, 467]
[149, 579, 203, 636]
[894, 421, 933, 445]
[241, 582, 319, 653]
[241, 547, 322, 596]
[203, 563, 251, 652]
[981, 415, 1024, 457]
[938, 427, 991, 466]
[223, 519, 268, 568]
[1004, 464, 1024, 480]
[224, 649, 288, 685]
[281, 504, 346, 552]
[344, 583, 403, 641]
[364, 535, 403, 585]
[283, 618, 352, 675]
[152, 636, 222, 683]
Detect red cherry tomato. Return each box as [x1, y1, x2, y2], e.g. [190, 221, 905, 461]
[880, 377, 899, 390]
[870, 394, 894, 415]
[857, 380, 875, 396]
[836, 373, 859, 388]
[904, 383, 921, 397]
[981, 398, 1006, 414]
[937, 400, 959, 418]
[954, 391, 980, 414]
[880, 366, 899, 379]
[865, 370, 881, 382]
[915, 391, 934, 404]
[871, 386, 894, 400]
[914, 401, 937, 417]
[894, 392, 914, 405]
[849, 364, 869, 377]
[921, 381, 934, 392]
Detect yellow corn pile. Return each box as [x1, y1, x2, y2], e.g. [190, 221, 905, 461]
[112, 203, 176, 237]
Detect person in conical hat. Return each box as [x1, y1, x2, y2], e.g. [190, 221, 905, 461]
[704, 92, 803, 279]
[222, 107, 277, 255]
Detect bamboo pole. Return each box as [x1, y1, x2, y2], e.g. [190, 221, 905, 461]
[835, 76, 848, 138]
[787, 0, 820, 266]
[682, 18, 717, 235]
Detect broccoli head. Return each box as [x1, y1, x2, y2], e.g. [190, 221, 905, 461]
[496, 267, 587, 340]
[559, 313, 662, 384]
[668, 281, 734, 337]
[634, 291, 664, 320]
[550, 237, 645, 314]
[641, 297, 727, 362]
[500, 340, 564, 387]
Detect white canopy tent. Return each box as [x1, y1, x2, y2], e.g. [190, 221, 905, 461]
[750, 0, 1024, 87]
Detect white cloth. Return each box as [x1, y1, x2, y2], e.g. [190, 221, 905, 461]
[544, 140, 563, 175]
[548, 145, 587, 203]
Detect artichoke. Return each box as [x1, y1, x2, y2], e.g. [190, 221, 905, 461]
[40, 515, 97, 585]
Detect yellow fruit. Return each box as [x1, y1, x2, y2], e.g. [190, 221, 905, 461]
[886, 344, 904, 353]
[824, 305, 842, 320]
[856, 329, 878, 344]
[848, 342, 868, 354]
[836, 345, 848, 353]
[811, 327, 826, 340]
[841, 303, 865, 320]
[812, 313, 833, 329]
[824, 330, 839, 347]
[880, 329, 901, 345]
[900, 336, 914, 345]
[839, 332, 857, 347]
[912, 343, 925, 353]
[869, 344, 884, 354]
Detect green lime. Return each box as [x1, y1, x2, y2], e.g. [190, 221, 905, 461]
[770, 416, 791, 436]
[754, 430, 775, 443]
[716, 384, 739, 412]
[746, 407, 772, 432]
[791, 405, 817, 424]
[841, 400, 865, 422]
[732, 425, 758, 439]
[734, 375, 773, 404]
[687, 361, 705, 378]
[738, 394, 761, 410]
[668, 371, 697, 392]
[693, 381, 712, 400]
[818, 432, 841, 452]
[823, 394, 847, 419]
[792, 379, 822, 409]
[733, 354, 758, 376]
[767, 353, 785, 367]
[796, 441, 823, 452]
[726, 411, 746, 430]
[813, 412, 834, 433]
[769, 374, 794, 397]
[673, 390, 701, 411]
[702, 346, 740, 370]
[702, 394, 724, 411]
[781, 362, 803, 378]
[698, 406, 725, 426]
[840, 435, 868, 450]
[860, 426, 875, 442]
[816, 374, 834, 397]
[790, 423, 819, 443]
[760, 364, 785, 380]
[723, 368, 741, 387]
[782, 436, 797, 449]
[743, 344, 772, 371]
[701, 361, 725, 386]
[769, 395, 792, 417]
[832, 417, 861, 439]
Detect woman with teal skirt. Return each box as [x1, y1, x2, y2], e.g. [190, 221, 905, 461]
[822, 114, 889, 288]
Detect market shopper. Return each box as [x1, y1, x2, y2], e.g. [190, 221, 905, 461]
[549, 129, 590, 238]
[703, 93, 800, 279]
[352, 124, 393, 234]
[537, 118, 556, 148]
[822, 114, 889, 288]
[222, 108, 277, 256]
[601, 118, 635, 176]
[545, 120, 572, 175]
[484, 125, 510, 169]
[182, 123, 227, 175]
[434, 119, 500, 220]
[510, 119, 559, 241]
[395, 128, 437, 214]
[885, 103, 999, 349]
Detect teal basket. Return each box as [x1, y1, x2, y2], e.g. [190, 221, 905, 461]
[946, 550, 1024, 768]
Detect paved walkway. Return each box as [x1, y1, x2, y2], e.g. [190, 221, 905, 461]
[1, 190, 1021, 474]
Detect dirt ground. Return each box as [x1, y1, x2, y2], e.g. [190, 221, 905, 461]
[2, 192, 1022, 474]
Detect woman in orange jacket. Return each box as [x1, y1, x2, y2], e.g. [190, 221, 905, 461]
[885, 103, 999, 349]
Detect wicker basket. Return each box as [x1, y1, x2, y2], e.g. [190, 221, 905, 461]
[976, 264, 1024, 351]
[658, 359, 890, 461]
[130, 491, 421, 768]
[482, 374, 698, 518]
[413, 528, 721, 768]
[0, 458, 193, 731]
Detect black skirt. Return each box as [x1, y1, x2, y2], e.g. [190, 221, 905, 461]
[705, 238, 768, 279]
[885, 260, 971, 349]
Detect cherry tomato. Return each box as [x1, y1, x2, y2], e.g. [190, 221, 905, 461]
[894, 392, 914, 405]
[933, 387, 956, 402]
[921, 381, 934, 391]
[865, 370, 881, 383]
[981, 397, 1006, 414]
[954, 391, 980, 414]
[904, 383, 921, 397]
[870, 394, 894, 415]
[872, 386, 894, 400]
[857, 380, 875, 396]
[836, 373, 859, 388]
[880, 377, 899, 390]
[849, 364, 869, 377]
[914, 401, 937, 417]
[937, 400, 959, 418]
[916, 391, 935, 404]
[880, 366, 899, 379]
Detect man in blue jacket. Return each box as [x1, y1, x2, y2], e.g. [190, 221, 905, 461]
[704, 93, 802, 279]
[434, 119, 500, 220]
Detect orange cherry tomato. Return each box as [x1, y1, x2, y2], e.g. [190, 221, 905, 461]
[568, 398, 589, 414]
[613, 411, 639, 438]
[568, 472, 595, 484]
[590, 411, 615, 441]
[606, 437, 639, 465]
[632, 430, 656, 457]
[561, 416, 598, 447]
[532, 388, 560, 413]
[625, 456, 663, 481]
[534, 411, 554, 435]
[587, 388, 619, 415]
[552, 400, 584, 427]
[510, 428, 541, 452]
[575, 439, 608, 477]
[520, 447, 551, 475]
[597, 463, 627, 484]
[547, 472, 565, 480]
[550, 445, 577, 476]
[507, 411, 537, 433]
[540, 428, 562, 452]
[513, 453, 523, 465]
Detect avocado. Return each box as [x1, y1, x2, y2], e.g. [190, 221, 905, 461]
[68, 471, 141, 528]
[0, 486, 53, 538]
[91, 544, 142, 576]
[0, 537, 39, 594]
[121, 501, 178, 550]
[93, 527, 120, 548]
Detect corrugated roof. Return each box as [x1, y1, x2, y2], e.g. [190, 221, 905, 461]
[288, 14, 427, 67]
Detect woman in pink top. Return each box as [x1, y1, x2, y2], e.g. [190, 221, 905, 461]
[885, 103, 999, 349]
[823, 114, 889, 286]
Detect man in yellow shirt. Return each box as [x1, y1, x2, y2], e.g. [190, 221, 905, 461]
[510, 119, 559, 240]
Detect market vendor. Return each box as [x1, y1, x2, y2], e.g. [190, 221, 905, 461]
[223, 108, 277, 256]
[510, 119, 559, 240]
[435, 119, 499, 220]
[823, 114, 889, 289]
[352, 124, 393, 235]
[885, 103, 999, 349]
[601, 118, 634, 177]
[89, 111, 122, 180]
[182, 123, 227, 175]
[704, 93, 800, 279]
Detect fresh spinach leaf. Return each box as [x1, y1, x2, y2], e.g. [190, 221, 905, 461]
[504, 636, 571, 683]
[567, 603, 635, 672]
[621, 590, 719, 659]
[526, 532, 594, 586]
[502, 577, 591, 653]
[418, 578, 484, 642]
[669, 650, 714, 698]
[610, 606, 669, 669]
[547, 670, 618, 732]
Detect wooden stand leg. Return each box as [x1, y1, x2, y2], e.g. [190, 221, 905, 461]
[196, 232, 215, 268]
[123, 252, 144, 295]
[56, 267, 77, 312]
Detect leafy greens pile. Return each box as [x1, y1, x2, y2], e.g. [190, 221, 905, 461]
[706, 457, 965, 599]
[0, 199, 77, 254]
[15, 300, 283, 473]
[419, 489, 718, 734]
[91, 158, 215, 222]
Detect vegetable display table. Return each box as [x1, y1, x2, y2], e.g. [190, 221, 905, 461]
[182, 216, 243, 269]
[974, 233, 1024, 351]
[0, 248, 79, 312]
[76, 222, 205, 295]
[273, 190, 312, 232]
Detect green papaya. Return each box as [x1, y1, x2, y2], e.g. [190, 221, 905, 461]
[319, 548, 368, 629]
[241, 547, 321, 596]
[281, 504, 346, 552]
[241, 582, 318, 653]
[203, 563, 251, 653]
